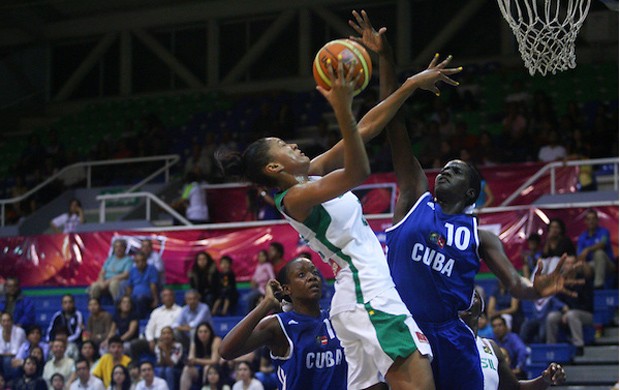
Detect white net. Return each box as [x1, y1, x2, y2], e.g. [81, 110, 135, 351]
[497, 0, 591, 76]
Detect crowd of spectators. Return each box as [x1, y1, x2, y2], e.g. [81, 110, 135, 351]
[0, 239, 306, 389]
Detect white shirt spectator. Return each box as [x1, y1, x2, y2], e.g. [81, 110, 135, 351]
[43, 356, 75, 385]
[70, 374, 105, 390]
[144, 304, 182, 342]
[538, 145, 567, 162]
[136, 377, 169, 390]
[182, 182, 209, 222]
[232, 379, 264, 390]
[0, 325, 26, 356]
[146, 251, 165, 275]
[51, 213, 82, 233]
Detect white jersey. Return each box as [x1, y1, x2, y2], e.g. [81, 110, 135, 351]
[275, 183, 393, 316]
[477, 336, 500, 390]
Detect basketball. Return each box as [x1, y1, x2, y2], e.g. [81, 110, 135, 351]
[312, 39, 372, 96]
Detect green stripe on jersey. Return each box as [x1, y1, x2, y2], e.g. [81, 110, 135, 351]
[303, 205, 364, 304]
[364, 302, 418, 361]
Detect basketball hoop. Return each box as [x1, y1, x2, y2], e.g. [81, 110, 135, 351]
[497, 0, 592, 76]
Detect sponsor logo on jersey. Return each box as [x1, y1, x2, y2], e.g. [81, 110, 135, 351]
[288, 319, 299, 325]
[416, 332, 429, 343]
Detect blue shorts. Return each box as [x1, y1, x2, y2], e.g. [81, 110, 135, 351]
[418, 318, 483, 390]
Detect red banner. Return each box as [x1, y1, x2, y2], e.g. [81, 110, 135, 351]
[0, 210, 614, 287]
[207, 162, 577, 223]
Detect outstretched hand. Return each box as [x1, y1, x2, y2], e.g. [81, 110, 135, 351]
[316, 58, 360, 112]
[348, 10, 389, 55]
[541, 362, 566, 385]
[533, 254, 584, 298]
[408, 54, 462, 96]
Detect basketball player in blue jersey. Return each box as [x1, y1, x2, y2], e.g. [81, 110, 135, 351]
[348, 9, 582, 390]
[459, 290, 566, 390]
[218, 55, 460, 389]
[219, 258, 347, 390]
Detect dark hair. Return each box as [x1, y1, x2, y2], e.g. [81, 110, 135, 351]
[89, 297, 101, 306]
[490, 314, 507, 325]
[139, 360, 154, 370]
[205, 364, 227, 390]
[527, 233, 541, 244]
[220, 255, 233, 265]
[269, 242, 285, 258]
[50, 372, 65, 383]
[109, 335, 123, 347]
[216, 138, 276, 187]
[75, 357, 90, 369]
[69, 198, 82, 215]
[585, 208, 598, 218]
[194, 322, 216, 359]
[466, 163, 482, 205]
[192, 251, 215, 271]
[110, 364, 131, 390]
[25, 325, 42, 336]
[548, 218, 566, 236]
[116, 295, 134, 315]
[80, 340, 101, 361]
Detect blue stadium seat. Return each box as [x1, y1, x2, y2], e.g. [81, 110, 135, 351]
[212, 316, 243, 338]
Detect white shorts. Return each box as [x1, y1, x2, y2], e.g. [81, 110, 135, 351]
[330, 287, 433, 389]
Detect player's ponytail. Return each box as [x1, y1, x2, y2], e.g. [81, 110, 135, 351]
[215, 138, 277, 187]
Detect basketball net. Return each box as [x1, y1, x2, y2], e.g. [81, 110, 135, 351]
[497, 0, 591, 76]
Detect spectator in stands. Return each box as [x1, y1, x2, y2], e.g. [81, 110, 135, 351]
[537, 130, 567, 162]
[105, 296, 138, 353]
[184, 143, 212, 184]
[89, 240, 133, 302]
[136, 361, 168, 390]
[12, 357, 47, 390]
[143, 288, 183, 352]
[246, 250, 275, 312]
[172, 171, 209, 225]
[28, 346, 45, 377]
[92, 336, 131, 388]
[70, 358, 105, 390]
[211, 257, 238, 317]
[522, 233, 542, 279]
[546, 258, 594, 356]
[50, 198, 84, 234]
[79, 340, 100, 373]
[179, 322, 221, 390]
[519, 296, 565, 344]
[0, 277, 35, 329]
[266, 242, 286, 275]
[141, 239, 165, 285]
[128, 361, 141, 390]
[12, 326, 49, 374]
[0, 312, 26, 381]
[487, 281, 523, 333]
[542, 218, 576, 260]
[172, 290, 212, 349]
[126, 251, 159, 319]
[491, 314, 528, 380]
[86, 298, 113, 347]
[42, 338, 75, 386]
[51, 328, 79, 361]
[154, 326, 183, 390]
[109, 364, 131, 390]
[203, 365, 231, 390]
[47, 294, 83, 345]
[473, 171, 495, 210]
[188, 252, 220, 308]
[247, 187, 280, 221]
[476, 130, 500, 166]
[577, 208, 616, 289]
[50, 372, 66, 390]
[231, 361, 263, 390]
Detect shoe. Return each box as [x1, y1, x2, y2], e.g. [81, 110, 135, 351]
[575, 346, 584, 356]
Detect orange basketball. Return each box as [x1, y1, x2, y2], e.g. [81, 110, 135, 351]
[312, 39, 372, 96]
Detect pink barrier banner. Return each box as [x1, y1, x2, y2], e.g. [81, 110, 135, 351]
[207, 162, 577, 222]
[0, 204, 615, 288]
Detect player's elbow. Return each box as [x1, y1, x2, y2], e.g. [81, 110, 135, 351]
[218, 344, 236, 361]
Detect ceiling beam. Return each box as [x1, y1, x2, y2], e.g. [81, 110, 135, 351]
[0, 0, 376, 47]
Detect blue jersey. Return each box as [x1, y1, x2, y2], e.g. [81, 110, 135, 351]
[272, 310, 347, 390]
[386, 192, 481, 323]
[386, 192, 484, 389]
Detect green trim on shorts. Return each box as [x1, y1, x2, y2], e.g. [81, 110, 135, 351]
[364, 302, 418, 361]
